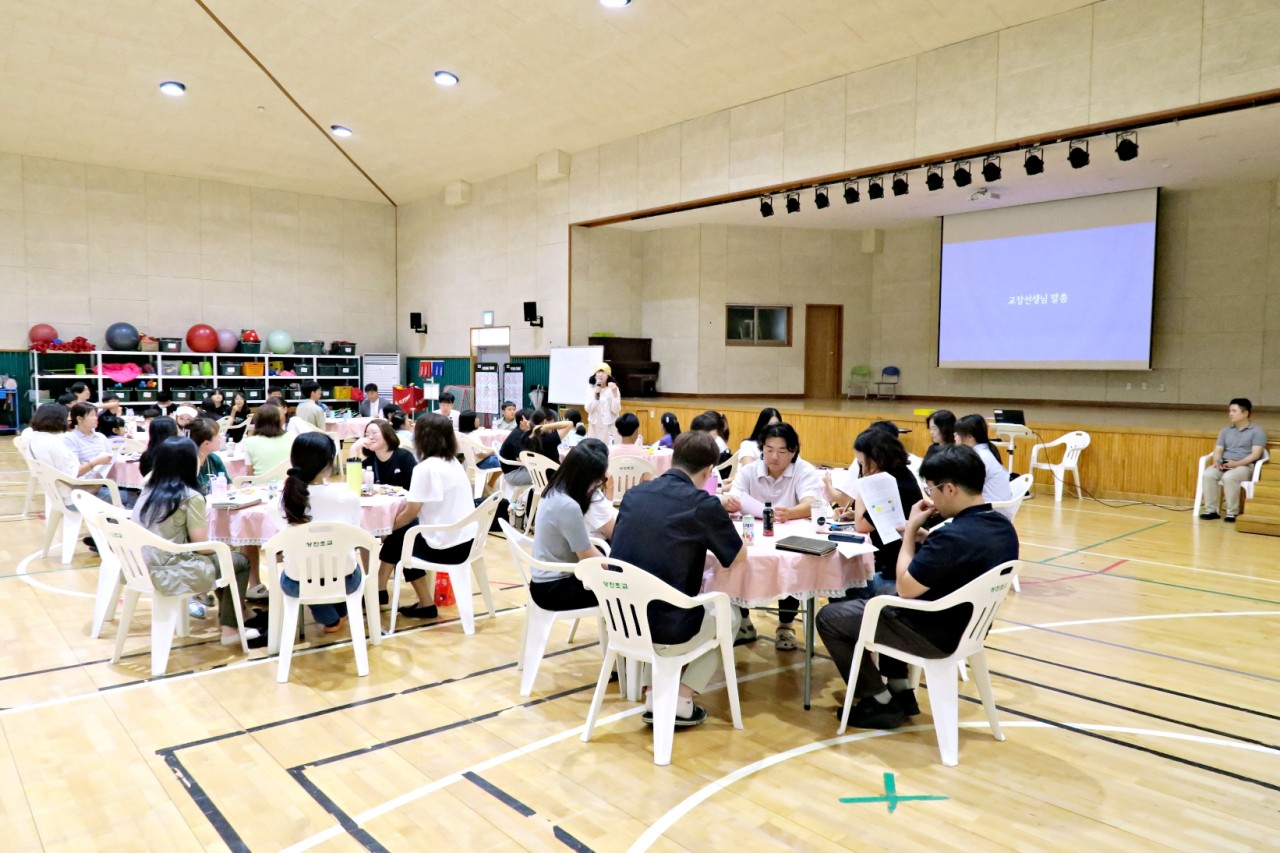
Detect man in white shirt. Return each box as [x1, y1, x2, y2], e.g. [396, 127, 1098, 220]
[294, 382, 327, 432]
[438, 390, 461, 430]
[721, 422, 826, 651]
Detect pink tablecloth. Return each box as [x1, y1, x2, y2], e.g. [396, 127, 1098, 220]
[207, 491, 407, 546]
[108, 452, 248, 489]
[326, 417, 373, 440]
[701, 518, 875, 607]
[469, 428, 508, 450]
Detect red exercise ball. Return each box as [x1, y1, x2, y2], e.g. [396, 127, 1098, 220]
[186, 323, 219, 353]
[29, 323, 58, 344]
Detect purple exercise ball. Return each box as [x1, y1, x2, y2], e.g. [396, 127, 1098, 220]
[215, 328, 239, 353]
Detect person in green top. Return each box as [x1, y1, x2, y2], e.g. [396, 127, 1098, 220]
[190, 417, 228, 494]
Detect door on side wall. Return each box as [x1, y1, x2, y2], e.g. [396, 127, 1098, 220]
[803, 304, 843, 399]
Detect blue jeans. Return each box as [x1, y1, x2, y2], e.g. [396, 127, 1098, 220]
[279, 569, 362, 627]
[477, 455, 500, 469]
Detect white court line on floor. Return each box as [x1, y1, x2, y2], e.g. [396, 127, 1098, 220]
[991, 610, 1279, 634]
[627, 721, 1280, 853]
[1018, 501, 1187, 522]
[1076, 549, 1280, 585]
[15, 547, 96, 599]
[281, 662, 805, 853]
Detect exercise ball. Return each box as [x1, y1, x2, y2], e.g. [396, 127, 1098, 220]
[215, 328, 239, 353]
[29, 323, 58, 344]
[266, 330, 294, 355]
[104, 321, 141, 351]
[186, 323, 218, 353]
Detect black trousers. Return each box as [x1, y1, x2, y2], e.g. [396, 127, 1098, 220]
[529, 576, 598, 611]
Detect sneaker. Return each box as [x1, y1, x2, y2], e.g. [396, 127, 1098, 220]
[735, 618, 757, 646]
[1199, 511, 1220, 520]
[244, 609, 269, 631]
[194, 592, 215, 607]
[890, 688, 920, 717]
[378, 589, 391, 610]
[221, 627, 261, 646]
[245, 583, 270, 601]
[838, 696, 906, 729]
[398, 604, 438, 620]
[642, 703, 708, 728]
[82, 535, 98, 554]
[322, 616, 348, 634]
[1224, 515, 1237, 523]
[774, 626, 798, 651]
[187, 600, 207, 619]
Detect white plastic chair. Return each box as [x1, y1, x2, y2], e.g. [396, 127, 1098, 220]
[287, 417, 324, 435]
[32, 460, 122, 564]
[1029, 431, 1090, 501]
[607, 455, 655, 504]
[394, 493, 502, 636]
[70, 490, 127, 639]
[10, 433, 39, 519]
[120, 437, 147, 455]
[714, 452, 739, 491]
[231, 457, 290, 487]
[989, 475, 1032, 592]
[262, 521, 378, 683]
[1192, 449, 1269, 515]
[457, 434, 492, 500]
[518, 451, 559, 529]
[576, 556, 742, 766]
[71, 491, 250, 675]
[499, 520, 611, 697]
[837, 561, 1018, 766]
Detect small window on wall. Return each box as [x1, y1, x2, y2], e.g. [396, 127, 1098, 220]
[726, 305, 792, 346]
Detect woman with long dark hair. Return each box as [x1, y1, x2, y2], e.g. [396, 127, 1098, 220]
[458, 409, 501, 469]
[139, 416, 179, 478]
[132, 437, 261, 647]
[279, 431, 362, 633]
[925, 409, 956, 457]
[656, 412, 680, 449]
[530, 439, 608, 610]
[843, 427, 923, 581]
[954, 414, 1013, 516]
[738, 407, 782, 465]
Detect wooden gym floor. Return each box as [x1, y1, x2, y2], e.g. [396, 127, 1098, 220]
[0, 437, 1277, 852]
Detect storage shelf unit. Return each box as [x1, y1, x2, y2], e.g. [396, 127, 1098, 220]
[30, 350, 362, 408]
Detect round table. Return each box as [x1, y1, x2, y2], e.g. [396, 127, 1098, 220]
[702, 518, 876, 709]
[469, 428, 507, 450]
[206, 488, 407, 546]
[108, 451, 249, 489]
[326, 417, 373, 440]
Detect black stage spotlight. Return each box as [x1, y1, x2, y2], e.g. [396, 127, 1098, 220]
[1023, 147, 1044, 175]
[925, 166, 944, 191]
[814, 186, 830, 209]
[759, 195, 774, 217]
[868, 177, 884, 200]
[982, 155, 1002, 182]
[785, 191, 801, 214]
[1068, 139, 1090, 169]
[843, 180, 860, 204]
[953, 161, 972, 187]
[891, 172, 909, 196]
[1115, 131, 1139, 161]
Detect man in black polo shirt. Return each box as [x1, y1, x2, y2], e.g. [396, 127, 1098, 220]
[817, 444, 1019, 729]
[610, 431, 746, 726]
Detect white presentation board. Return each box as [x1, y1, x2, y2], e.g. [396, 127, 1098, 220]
[548, 345, 603, 406]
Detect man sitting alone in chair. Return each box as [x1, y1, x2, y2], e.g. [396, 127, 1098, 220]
[816, 444, 1019, 729]
[1199, 397, 1267, 523]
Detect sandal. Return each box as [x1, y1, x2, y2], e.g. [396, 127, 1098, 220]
[774, 626, 798, 651]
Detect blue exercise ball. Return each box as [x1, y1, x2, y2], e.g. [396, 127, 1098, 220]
[105, 321, 141, 351]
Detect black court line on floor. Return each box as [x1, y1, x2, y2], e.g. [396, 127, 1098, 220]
[288, 766, 392, 853]
[988, 646, 1280, 722]
[0, 637, 220, 683]
[465, 771, 600, 852]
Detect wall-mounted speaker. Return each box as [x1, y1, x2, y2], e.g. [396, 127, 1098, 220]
[524, 301, 543, 327]
[409, 312, 426, 334]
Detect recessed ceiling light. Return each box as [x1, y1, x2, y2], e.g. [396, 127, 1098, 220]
[600, 0, 632, 7]
[434, 70, 459, 87]
[158, 81, 186, 96]
[330, 125, 352, 138]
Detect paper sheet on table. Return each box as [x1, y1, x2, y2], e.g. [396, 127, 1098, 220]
[735, 492, 767, 519]
[857, 472, 905, 544]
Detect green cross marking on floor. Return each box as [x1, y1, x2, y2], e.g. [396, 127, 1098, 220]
[839, 772, 948, 813]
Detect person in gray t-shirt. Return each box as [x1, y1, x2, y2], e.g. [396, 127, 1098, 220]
[529, 439, 610, 611]
[1199, 397, 1268, 521]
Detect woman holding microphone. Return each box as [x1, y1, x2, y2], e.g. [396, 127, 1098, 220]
[584, 363, 621, 444]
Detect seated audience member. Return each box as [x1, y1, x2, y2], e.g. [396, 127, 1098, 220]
[68, 382, 91, 404]
[65, 402, 114, 480]
[723, 422, 824, 650]
[610, 413, 648, 456]
[28, 404, 85, 520]
[222, 392, 250, 443]
[390, 413, 476, 620]
[953, 415, 1013, 518]
[140, 405, 162, 426]
[97, 412, 128, 448]
[156, 390, 175, 417]
[925, 410, 956, 458]
[265, 394, 287, 410]
[690, 410, 732, 463]
[497, 408, 534, 485]
[358, 383, 382, 418]
[382, 408, 413, 451]
[173, 406, 199, 433]
[560, 408, 587, 450]
[188, 417, 227, 494]
[655, 412, 680, 449]
[495, 400, 519, 432]
[498, 408, 570, 487]
[98, 393, 123, 417]
[241, 403, 294, 478]
[609, 432, 746, 726]
[1199, 397, 1267, 522]
[585, 364, 621, 443]
[530, 440, 610, 610]
[839, 427, 923, 585]
[294, 383, 326, 431]
[133, 437, 262, 647]
[200, 391, 231, 419]
[438, 391, 460, 430]
[738, 407, 782, 465]
[458, 409, 501, 469]
[817, 444, 1019, 729]
[279, 432, 362, 633]
[56, 392, 76, 406]
[139, 417, 179, 478]
[356, 419, 417, 608]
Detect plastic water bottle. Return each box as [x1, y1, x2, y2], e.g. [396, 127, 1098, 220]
[762, 502, 775, 537]
[742, 515, 756, 545]
[212, 473, 227, 497]
[225, 436, 235, 456]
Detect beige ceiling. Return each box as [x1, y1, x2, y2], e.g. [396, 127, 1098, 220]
[0, 0, 1097, 205]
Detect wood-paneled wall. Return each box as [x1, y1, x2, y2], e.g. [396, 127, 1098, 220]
[620, 400, 1255, 504]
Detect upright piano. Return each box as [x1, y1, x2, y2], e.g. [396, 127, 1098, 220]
[589, 336, 660, 397]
